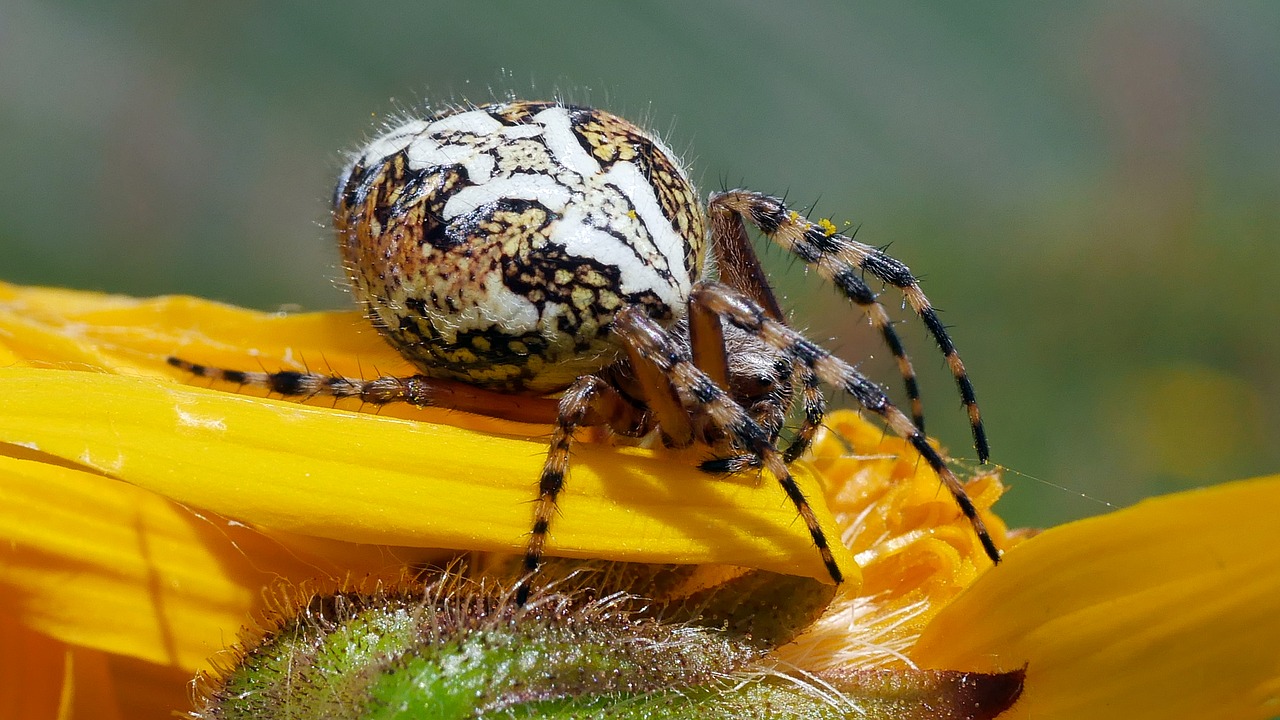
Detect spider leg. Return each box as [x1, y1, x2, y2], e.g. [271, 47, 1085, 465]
[517, 375, 638, 605]
[612, 307, 845, 586]
[704, 207, 825, 464]
[784, 364, 826, 464]
[689, 290, 822, 468]
[707, 204, 786, 321]
[710, 190, 990, 462]
[698, 361, 821, 473]
[690, 282, 1001, 565]
[615, 323, 697, 448]
[166, 357, 563, 424]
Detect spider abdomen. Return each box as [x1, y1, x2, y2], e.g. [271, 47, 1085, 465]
[334, 101, 707, 393]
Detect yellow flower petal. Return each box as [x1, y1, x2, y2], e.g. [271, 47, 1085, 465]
[780, 410, 1012, 671]
[0, 281, 406, 377]
[0, 282, 859, 677]
[0, 447, 444, 671]
[0, 366, 854, 580]
[912, 474, 1280, 719]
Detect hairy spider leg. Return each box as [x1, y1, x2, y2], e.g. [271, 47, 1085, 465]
[695, 363, 824, 475]
[707, 202, 787, 322]
[783, 365, 826, 464]
[710, 194, 926, 436]
[690, 283, 1001, 566]
[710, 190, 989, 463]
[611, 307, 846, 587]
[516, 375, 641, 606]
[701, 211, 828, 466]
[687, 295, 823, 472]
[165, 357, 564, 424]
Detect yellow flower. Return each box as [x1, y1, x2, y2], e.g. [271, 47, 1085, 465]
[1, 281, 1277, 718]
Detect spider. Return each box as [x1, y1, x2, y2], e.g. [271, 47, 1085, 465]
[169, 100, 997, 604]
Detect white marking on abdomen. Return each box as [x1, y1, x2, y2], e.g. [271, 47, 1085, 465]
[430, 274, 540, 341]
[442, 173, 571, 220]
[359, 119, 430, 164]
[552, 204, 685, 312]
[427, 108, 502, 136]
[533, 106, 602, 178]
[405, 136, 497, 184]
[603, 161, 692, 296]
[500, 123, 545, 140]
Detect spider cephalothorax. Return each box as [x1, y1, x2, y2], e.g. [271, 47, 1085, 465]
[170, 100, 997, 603]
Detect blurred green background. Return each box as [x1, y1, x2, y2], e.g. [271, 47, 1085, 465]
[2, 2, 1276, 529]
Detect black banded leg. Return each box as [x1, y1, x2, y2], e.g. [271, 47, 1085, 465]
[709, 190, 925, 432]
[612, 308, 845, 587]
[516, 376, 631, 606]
[699, 361, 820, 472]
[706, 203, 826, 464]
[709, 190, 986, 460]
[166, 356, 563, 424]
[707, 203, 786, 321]
[783, 364, 825, 464]
[689, 282, 1001, 566]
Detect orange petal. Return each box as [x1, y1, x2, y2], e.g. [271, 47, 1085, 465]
[0, 614, 195, 720]
[912, 474, 1280, 719]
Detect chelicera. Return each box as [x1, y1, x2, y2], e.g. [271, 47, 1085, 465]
[170, 100, 998, 603]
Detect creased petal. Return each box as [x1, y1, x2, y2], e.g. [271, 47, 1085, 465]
[0, 282, 859, 676]
[0, 367, 855, 583]
[0, 448, 442, 671]
[0, 282, 858, 584]
[779, 411, 1010, 671]
[912, 474, 1280, 720]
